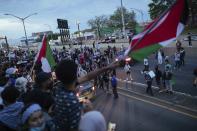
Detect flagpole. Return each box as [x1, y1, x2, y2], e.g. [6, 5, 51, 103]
[29, 60, 36, 78]
[28, 44, 41, 80]
[28, 34, 47, 81]
[125, 0, 178, 56]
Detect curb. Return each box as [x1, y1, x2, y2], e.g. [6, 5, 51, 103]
[116, 78, 197, 99]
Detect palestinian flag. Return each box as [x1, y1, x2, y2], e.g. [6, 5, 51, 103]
[36, 35, 56, 73]
[126, 0, 189, 61]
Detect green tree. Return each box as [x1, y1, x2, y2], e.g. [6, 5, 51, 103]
[87, 15, 108, 38]
[148, 0, 175, 20]
[149, 0, 197, 26]
[109, 7, 136, 30]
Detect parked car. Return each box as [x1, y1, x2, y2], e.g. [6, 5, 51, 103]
[101, 36, 116, 43]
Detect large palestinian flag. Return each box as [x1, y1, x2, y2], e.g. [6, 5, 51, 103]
[125, 0, 189, 61]
[36, 35, 56, 73]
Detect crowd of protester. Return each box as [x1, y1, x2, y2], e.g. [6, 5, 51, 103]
[0, 38, 195, 130]
[0, 44, 122, 131]
[139, 40, 195, 96]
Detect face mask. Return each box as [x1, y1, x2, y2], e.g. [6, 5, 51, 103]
[30, 122, 46, 131]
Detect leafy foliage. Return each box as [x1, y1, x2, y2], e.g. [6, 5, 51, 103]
[148, 0, 175, 19]
[109, 7, 136, 30]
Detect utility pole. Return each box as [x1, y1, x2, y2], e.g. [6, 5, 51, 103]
[5, 36, 9, 53]
[121, 0, 126, 38]
[76, 20, 82, 45]
[44, 24, 53, 43]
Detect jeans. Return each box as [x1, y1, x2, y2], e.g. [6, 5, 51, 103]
[165, 80, 172, 91]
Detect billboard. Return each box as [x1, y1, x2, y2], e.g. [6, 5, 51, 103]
[57, 19, 68, 29]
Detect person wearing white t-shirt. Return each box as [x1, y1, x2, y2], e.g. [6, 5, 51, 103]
[157, 50, 163, 65]
[174, 51, 181, 70]
[77, 65, 87, 77]
[143, 58, 149, 71]
[124, 62, 133, 81]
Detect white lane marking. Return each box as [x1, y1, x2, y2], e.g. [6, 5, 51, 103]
[118, 92, 197, 119]
[117, 86, 197, 113]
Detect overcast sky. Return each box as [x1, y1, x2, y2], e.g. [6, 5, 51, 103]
[0, 0, 151, 43]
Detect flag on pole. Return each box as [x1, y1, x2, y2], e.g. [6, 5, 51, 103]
[36, 35, 56, 73]
[126, 0, 189, 61]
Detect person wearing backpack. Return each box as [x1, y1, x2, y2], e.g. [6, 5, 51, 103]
[124, 62, 133, 81]
[111, 73, 118, 99]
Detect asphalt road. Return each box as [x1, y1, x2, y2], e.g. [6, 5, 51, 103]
[116, 47, 197, 96]
[93, 89, 197, 131]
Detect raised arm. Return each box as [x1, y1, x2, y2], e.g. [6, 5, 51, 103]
[77, 61, 121, 84]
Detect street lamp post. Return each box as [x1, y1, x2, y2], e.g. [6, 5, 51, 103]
[130, 8, 144, 24]
[76, 20, 82, 45]
[4, 13, 37, 51]
[76, 20, 81, 38]
[121, 0, 126, 38]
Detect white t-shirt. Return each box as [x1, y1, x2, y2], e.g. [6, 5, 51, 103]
[78, 67, 87, 77]
[175, 52, 180, 61]
[124, 64, 131, 72]
[158, 51, 162, 59]
[144, 58, 149, 66]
